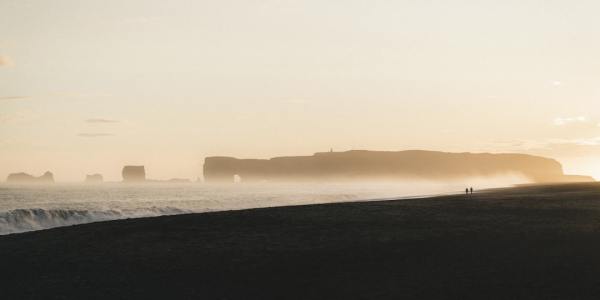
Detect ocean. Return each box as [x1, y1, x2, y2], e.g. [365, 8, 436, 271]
[0, 179, 521, 235]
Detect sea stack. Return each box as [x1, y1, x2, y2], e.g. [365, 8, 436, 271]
[122, 166, 146, 182]
[85, 174, 104, 183]
[6, 171, 55, 184]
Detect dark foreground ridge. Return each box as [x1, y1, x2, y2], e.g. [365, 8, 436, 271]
[2, 183, 600, 299]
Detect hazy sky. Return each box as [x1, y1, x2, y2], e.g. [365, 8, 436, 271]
[1, 0, 599, 181]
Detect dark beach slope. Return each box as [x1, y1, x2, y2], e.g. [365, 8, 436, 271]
[2, 183, 600, 299]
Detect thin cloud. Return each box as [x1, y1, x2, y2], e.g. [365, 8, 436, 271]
[86, 118, 119, 124]
[572, 136, 600, 146]
[538, 137, 600, 147]
[78, 133, 115, 138]
[553, 116, 588, 126]
[527, 140, 600, 158]
[490, 139, 549, 151]
[0, 96, 29, 101]
[491, 137, 600, 155]
[1, 92, 110, 101]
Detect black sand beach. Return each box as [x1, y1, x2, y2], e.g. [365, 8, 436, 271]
[2, 183, 600, 299]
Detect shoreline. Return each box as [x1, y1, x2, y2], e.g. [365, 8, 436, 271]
[2, 182, 600, 299]
[0, 192, 445, 237]
[0, 184, 468, 236]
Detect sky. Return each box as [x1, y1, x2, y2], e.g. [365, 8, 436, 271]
[1, 0, 599, 181]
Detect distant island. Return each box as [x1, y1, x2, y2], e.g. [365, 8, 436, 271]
[121, 166, 191, 183]
[3, 151, 593, 184]
[85, 174, 104, 183]
[6, 171, 55, 184]
[122, 166, 146, 182]
[204, 150, 594, 183]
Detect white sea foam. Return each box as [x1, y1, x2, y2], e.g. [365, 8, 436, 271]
[0, 207, 190, 234]
[0, 176, 528, 235]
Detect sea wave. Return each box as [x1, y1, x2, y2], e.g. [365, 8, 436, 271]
[0, 207, 191, 235]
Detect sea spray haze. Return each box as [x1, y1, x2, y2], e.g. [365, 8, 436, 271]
[0, 175, 528, 234]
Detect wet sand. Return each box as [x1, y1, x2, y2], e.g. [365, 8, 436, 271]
[2, 183, 600, 299]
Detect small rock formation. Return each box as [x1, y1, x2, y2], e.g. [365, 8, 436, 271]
[7, 171, 55, 184]
[39, 171, 54, 182]
[122, 166, 146, 182]
[85, 174, 104, 183]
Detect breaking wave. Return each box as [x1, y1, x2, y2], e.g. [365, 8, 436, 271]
[0, 178, 527, 235]
[0, 207, 191, 235]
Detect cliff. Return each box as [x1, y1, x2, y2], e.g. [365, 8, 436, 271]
[122, 166, 146, 182]
[6, 171, 55, 184]
[203, 150, 594, 183]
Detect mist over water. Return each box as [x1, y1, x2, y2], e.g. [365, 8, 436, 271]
[0, 175, 528, 234]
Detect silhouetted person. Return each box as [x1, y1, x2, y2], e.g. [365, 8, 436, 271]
[470, 187, 474, 194]
[466, 188, 469, 195]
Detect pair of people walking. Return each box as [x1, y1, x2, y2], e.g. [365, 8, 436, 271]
[465, 187, 474, 195]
